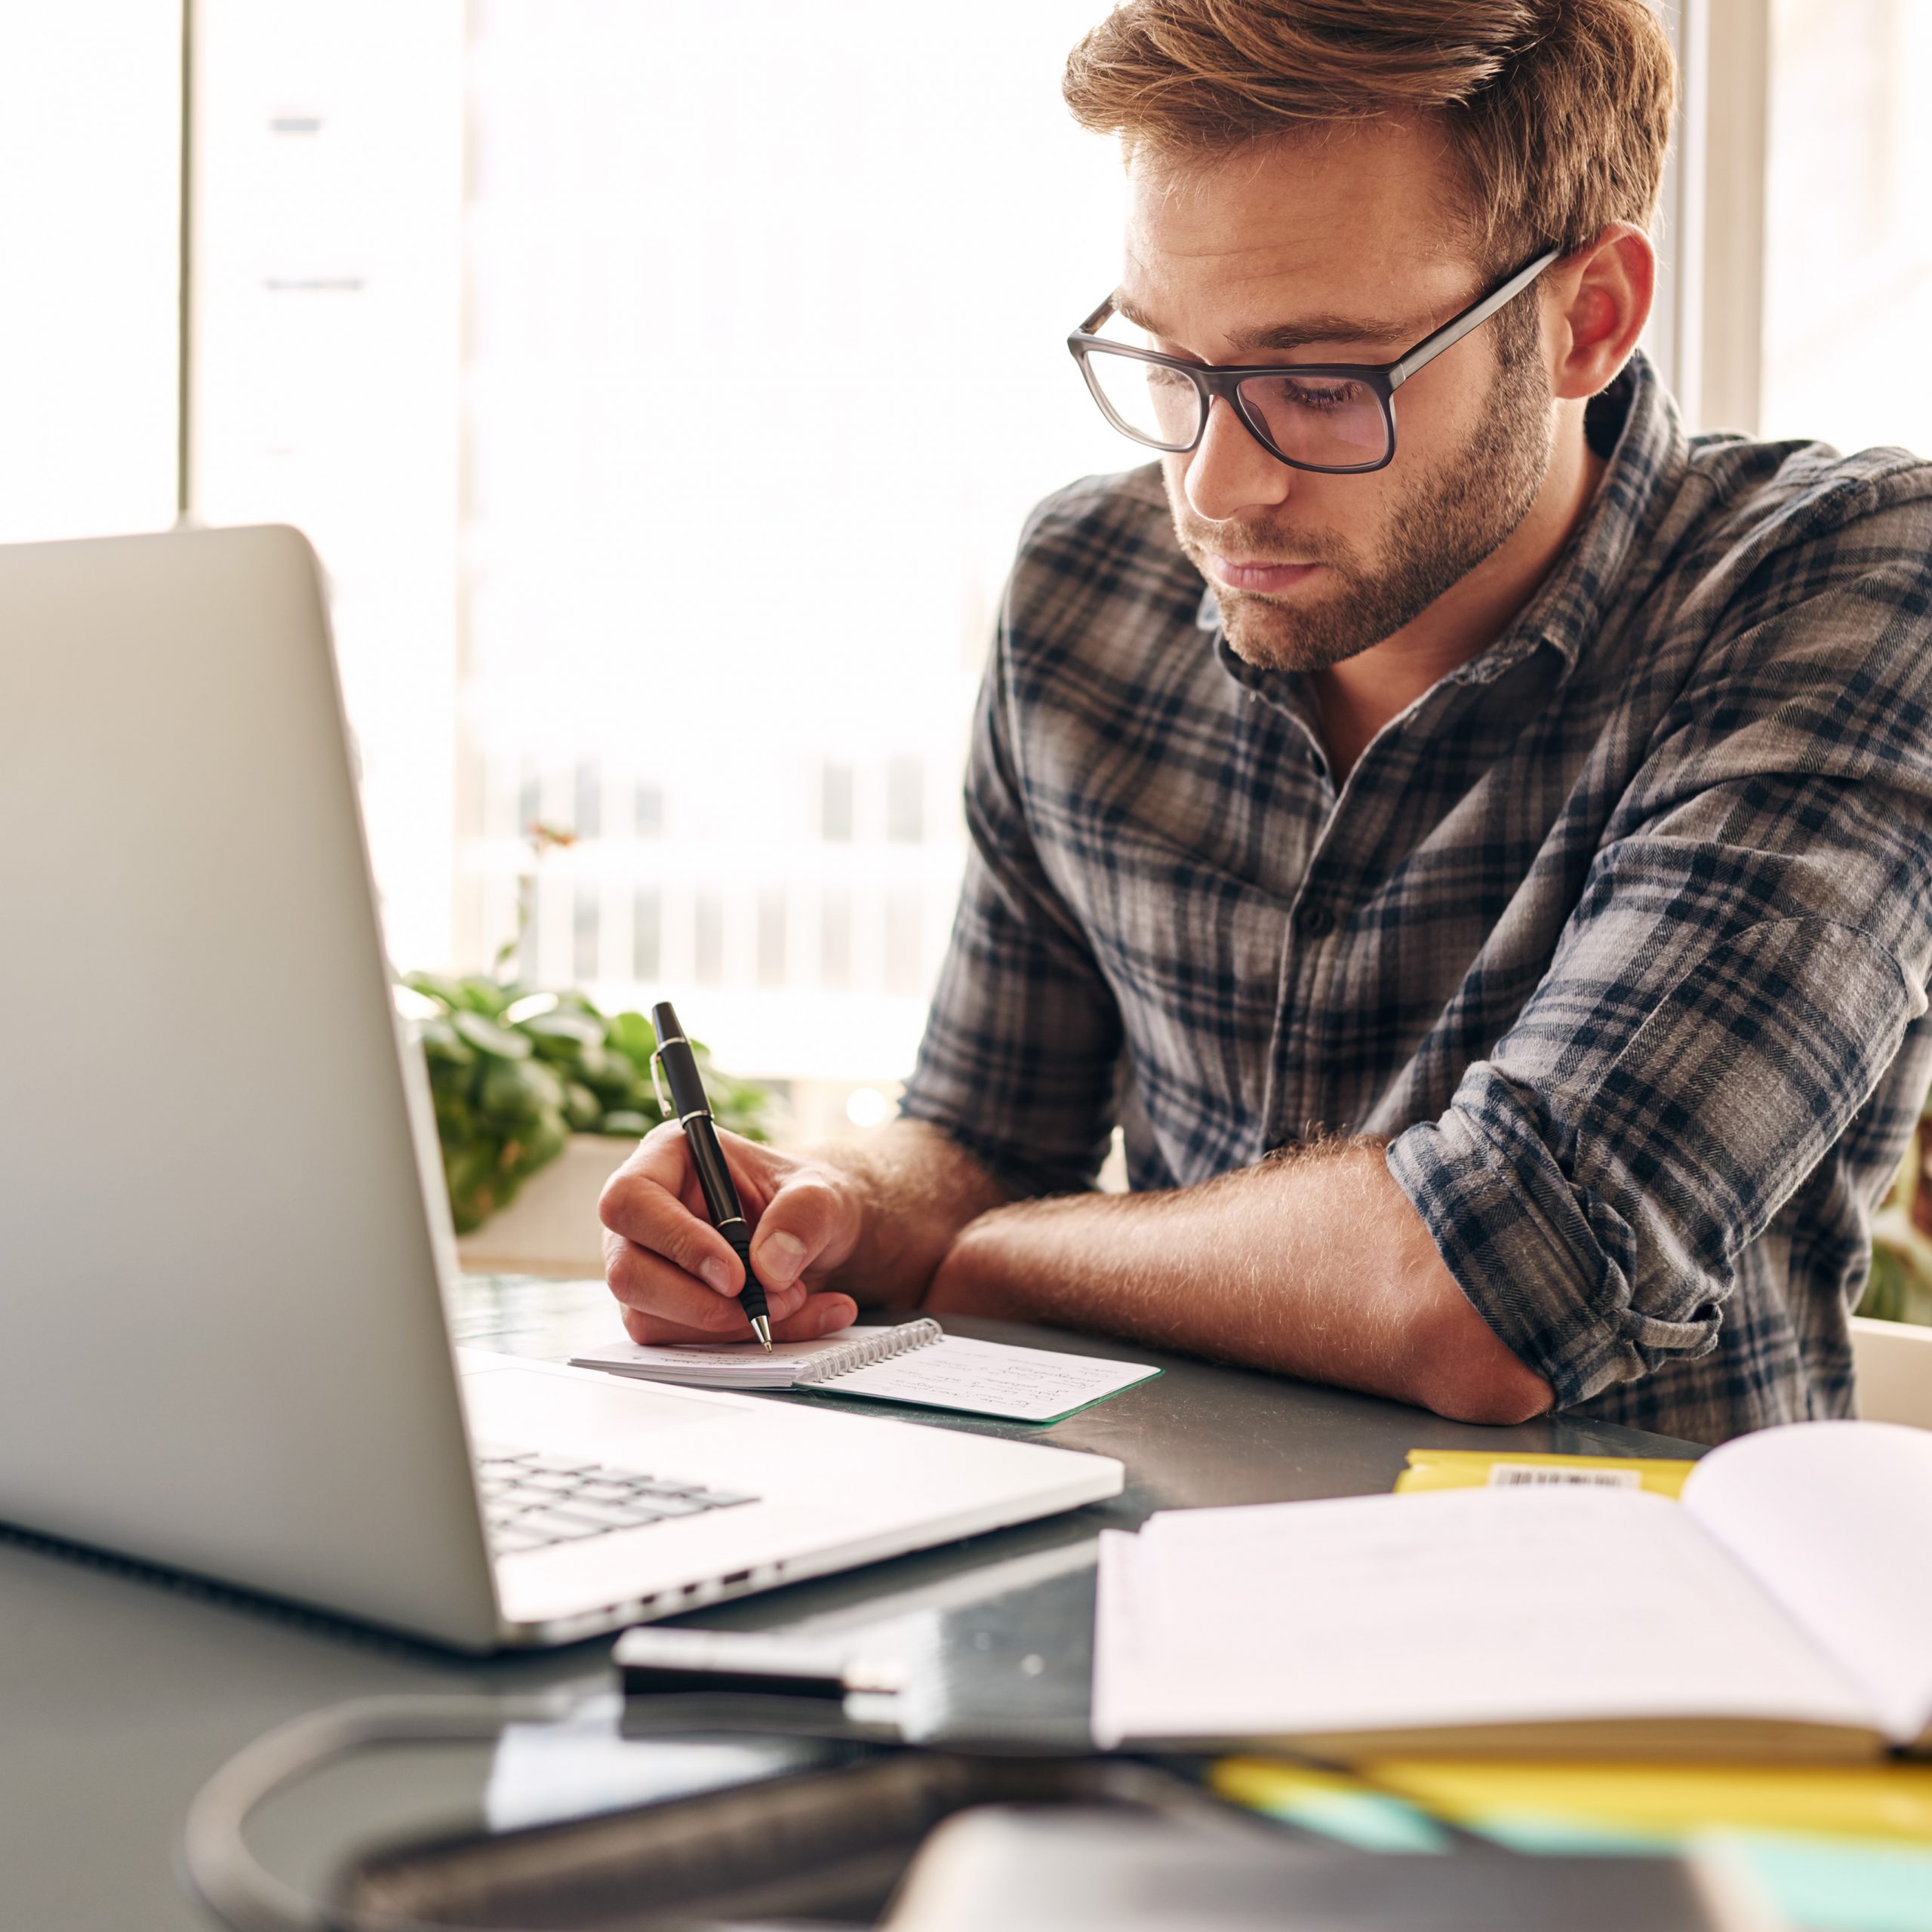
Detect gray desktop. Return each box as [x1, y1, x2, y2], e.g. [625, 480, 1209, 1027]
[0, 525, 1703, 1923]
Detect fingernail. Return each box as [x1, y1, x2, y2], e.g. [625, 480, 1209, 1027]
[700, 1259, 734, 1294]
[759, 1231, 808, 1283]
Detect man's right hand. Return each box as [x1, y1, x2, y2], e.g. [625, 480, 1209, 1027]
[598, 1122, 863, 1345]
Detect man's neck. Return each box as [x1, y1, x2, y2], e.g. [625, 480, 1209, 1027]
[1311, 417, 1607, 782]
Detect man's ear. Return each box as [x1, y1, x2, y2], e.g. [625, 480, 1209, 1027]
[1545, 223, 1656, 401]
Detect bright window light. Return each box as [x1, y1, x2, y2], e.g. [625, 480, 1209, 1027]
[184, 0, 1127, 1090]
[0, 2, 180, 542]
[1762, 0, 1932, 454]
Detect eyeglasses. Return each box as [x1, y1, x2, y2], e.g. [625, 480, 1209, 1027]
[1066, 248, 1560, 475]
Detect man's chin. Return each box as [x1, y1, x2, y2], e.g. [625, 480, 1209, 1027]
[1219, 592, 1374, 675]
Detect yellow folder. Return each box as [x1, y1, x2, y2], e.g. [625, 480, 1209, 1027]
[1394, 1447, 1698, 1497]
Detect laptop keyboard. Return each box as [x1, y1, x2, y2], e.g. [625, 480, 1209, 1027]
[476, 1447, 758, 1555]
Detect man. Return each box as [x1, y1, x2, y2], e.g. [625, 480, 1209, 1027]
[602, 0, 1932, 1444]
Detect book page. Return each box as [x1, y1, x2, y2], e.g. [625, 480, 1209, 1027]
[1092, 1487, 1874, 1748]
[1681, 1420, 1932, 1745]
[818, 1336, 1159, 1423]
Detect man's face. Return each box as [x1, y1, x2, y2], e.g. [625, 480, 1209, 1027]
[1117, 121, 1555, 673]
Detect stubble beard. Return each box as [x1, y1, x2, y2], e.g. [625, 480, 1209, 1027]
[1168, 337, 1555, 675]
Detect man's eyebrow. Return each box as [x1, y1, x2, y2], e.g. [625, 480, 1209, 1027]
[1112, 291, 1420, 357]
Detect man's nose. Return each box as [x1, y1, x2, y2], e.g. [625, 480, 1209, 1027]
[1182, 395, 1294, 524]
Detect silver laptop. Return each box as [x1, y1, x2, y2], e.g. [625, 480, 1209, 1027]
[0, 525, 1121, 1651]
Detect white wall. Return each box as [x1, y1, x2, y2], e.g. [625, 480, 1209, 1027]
[190, 0, 467, 973]
[0, 1, 180, 542]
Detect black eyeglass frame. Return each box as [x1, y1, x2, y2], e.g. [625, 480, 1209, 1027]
[1066, 246, 1563, 475]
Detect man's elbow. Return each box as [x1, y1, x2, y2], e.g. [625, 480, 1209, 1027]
[1404, 1294, 1555, 1425]
[1420, 1359, 1556, 1425]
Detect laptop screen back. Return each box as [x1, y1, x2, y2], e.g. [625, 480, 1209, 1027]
[0, 525, 498, 1647]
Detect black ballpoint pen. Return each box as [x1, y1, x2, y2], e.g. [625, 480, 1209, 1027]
[648, 1001, 774, 1350]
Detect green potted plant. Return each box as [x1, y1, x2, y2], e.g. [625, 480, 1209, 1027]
[399, 971, 772, 1238]
[395, 819, 773, 1259]
[1866, 1100, 1932, 1326]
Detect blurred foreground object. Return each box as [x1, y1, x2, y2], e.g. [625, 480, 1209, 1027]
[883, 1806, 1779, 1931]
[1214, 1758, 1930, 1932]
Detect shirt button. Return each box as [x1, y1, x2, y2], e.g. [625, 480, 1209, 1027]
[1296, 901, 1337, 939]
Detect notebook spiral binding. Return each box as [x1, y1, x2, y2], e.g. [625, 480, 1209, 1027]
[792, 1318, 943, 1386]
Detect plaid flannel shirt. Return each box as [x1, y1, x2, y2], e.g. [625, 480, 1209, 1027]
[900, 353, 1932, 1444]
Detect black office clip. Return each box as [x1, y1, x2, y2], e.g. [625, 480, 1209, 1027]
[613, 1626, 908, 1703]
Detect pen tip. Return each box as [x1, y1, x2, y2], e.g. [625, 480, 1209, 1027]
[751, 1315, 773, 1352]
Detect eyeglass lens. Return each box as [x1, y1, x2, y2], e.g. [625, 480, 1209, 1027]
[1082, 349, 1390, 470]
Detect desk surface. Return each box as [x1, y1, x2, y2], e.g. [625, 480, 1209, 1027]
[0, 1276, 1703, 1930]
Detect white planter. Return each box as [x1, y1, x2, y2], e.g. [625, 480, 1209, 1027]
[454, 1133, 640, 1276]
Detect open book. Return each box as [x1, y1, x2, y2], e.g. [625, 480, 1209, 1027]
[573, 1320, 1159, 1424]
[1093, 1419, 1932, 1761]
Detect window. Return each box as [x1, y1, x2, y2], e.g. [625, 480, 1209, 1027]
[574, 761, 602, 839]
[632, 886, 661, 980]
[177, 0, 1131, 1093]
[35, 2, 1901, 1100]
[757, 888, 789, 990]
[820, 888, 853, 993]
[887, 758, 926, 846]
[573, 884, 601, 983]
[0, 4, 179, 544]
[1761, 0, 1932, 454]
[192, 0, 466, 974]
[820, 763, 856, 846]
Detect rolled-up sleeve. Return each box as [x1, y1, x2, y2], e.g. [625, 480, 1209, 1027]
[898, 619, 1124, 1199]
[1390, 538, 1932, 1409]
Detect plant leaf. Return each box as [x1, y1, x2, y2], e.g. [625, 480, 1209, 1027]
[453, 1010, 533, 1060]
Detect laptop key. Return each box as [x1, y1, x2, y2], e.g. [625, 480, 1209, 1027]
[574, 1479, 640, 1504]
[491, 1526, 556, 1553]
[515, 1509, 611, 1541]
[475, 1451, 761, 1534]
[623, 1492, 713, 1517]
[549, 1499, 672, 1532]
[518, 1471, 587, 1496]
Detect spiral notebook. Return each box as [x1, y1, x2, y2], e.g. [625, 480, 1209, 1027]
[571, 1319, 1159, 1424]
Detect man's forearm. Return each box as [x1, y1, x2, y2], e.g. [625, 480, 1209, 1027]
[816, 1118, 1011, 1310]
[923, 1141, 1552, 1423]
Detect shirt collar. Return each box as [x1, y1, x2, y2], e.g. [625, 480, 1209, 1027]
[1204, 350, 1688, 699]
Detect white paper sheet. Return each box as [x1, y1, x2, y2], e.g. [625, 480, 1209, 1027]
[1091, 1486, 1874, 1748]
[1682, 1419, 1932, 1745]
[816, 1334, 1158, 1423]
[574, 1327, 915, 1389]
[574, 1325, 1158, 1422]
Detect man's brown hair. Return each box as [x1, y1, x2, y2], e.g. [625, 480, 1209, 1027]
[1063, 0, 1676, 273]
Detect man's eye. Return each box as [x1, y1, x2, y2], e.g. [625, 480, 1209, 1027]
[1247, 375, 1370, 414]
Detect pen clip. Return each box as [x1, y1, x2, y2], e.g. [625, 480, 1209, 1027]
[648, 1045, 672, 1121]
